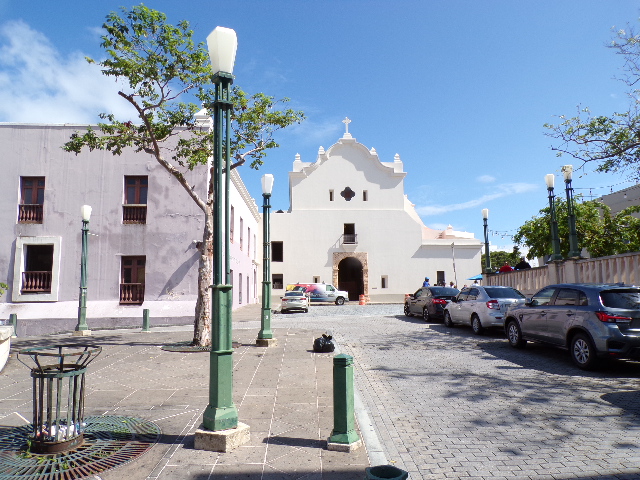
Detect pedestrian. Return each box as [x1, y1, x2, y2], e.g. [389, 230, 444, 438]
[422, 277, 430, 287]
[498, 262, 513, 273]
[515, 257, 531, 270]
[449, 281, 455, 288]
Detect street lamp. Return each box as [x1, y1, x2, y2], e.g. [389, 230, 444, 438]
[74, 205, 92, 336]
[199, 26, 243, 438]
[545, 174, 563, 262]
[562, 165, 581, 258]
[482, 208, 491, 273]
[257, 174, 276, 347]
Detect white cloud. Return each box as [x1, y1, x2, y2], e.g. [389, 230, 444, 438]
[0, 20, 136, 123]
[477, 174, 496, 183]
[416, 182, 538, 216]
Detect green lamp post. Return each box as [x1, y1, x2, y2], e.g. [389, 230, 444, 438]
[545, 174, 563, 262]
[562, 165, 581, 258]
[482, 208, 491, 274]
[202, 26, 239, 433]
[74, 205, 92, 336]
[257, 174, 276, 347]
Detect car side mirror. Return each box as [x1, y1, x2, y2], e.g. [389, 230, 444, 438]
[525, 298, 536, 306]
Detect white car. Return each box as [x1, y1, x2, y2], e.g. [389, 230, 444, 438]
[280, 291, 309, 313]
[443, 286, 525, 334]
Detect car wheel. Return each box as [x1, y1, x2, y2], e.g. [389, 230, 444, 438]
[335, 297, 345, 305]
[471, 315, 484, 335]
[506, 320, 526, 348]
[404, 304, 411, 317]
[571, 333, 598, 370]
[304, 308, 308, 313]
[444, 311, 454, 328]
[422, 308, 430, 322]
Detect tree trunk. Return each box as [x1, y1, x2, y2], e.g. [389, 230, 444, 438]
[192, 206, 214, 346]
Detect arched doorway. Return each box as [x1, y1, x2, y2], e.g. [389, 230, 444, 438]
[337, 257, 363, 301]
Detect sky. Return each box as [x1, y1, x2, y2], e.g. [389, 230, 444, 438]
[0, 1, 638, 252]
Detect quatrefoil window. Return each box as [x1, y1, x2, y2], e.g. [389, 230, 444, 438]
[340, 187, 355, 201]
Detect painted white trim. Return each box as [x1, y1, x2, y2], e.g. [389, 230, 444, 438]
[12, 236, 62, 302]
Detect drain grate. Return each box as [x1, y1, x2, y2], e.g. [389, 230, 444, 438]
[0, 415, 161, 479]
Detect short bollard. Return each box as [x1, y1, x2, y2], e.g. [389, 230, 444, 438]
[327, 353, 362, 452]
[142, 309, 150, 332]
[365, 465, 409, 480]
[9, 313, 17, 337]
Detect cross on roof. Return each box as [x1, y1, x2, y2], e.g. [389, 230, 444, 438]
[342, 117, 351, 134]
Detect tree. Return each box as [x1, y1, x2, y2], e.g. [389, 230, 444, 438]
[513, 197, 640, 259]
[545, 23, 640, 181]
[63, 6, 304, 346]
[481, 248, 521, 273]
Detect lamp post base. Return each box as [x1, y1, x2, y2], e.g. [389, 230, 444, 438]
[73, 330, 92, 336]
[194, 422, 250, 452]
[256, 338, 278, 347]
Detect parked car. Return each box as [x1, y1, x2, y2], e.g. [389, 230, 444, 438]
[280, 291, 309, 313]
[404, 286, 459, 321]
[288, 283, 349, 305]
[503, 283, 640, 370]
[444, 286, 525, 334]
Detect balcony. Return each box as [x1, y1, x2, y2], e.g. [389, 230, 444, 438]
[18, 204, 43, 223]
[21, 271, 52, 293]
[123, 205, 147, 224]
[342, 234, 358, 245]
[120, 283, 145, 304]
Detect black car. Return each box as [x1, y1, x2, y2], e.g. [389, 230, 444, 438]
[504, 283, 640, 369]
[404, 286, 459, 322]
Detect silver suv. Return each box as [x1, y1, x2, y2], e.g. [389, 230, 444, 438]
[443, 286, 525, 334]
[504, 283, 640, 370]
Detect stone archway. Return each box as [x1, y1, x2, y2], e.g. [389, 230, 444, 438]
[333, 252, 368, 301]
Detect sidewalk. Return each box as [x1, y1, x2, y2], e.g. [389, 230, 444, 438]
[0, 303, 373, 479]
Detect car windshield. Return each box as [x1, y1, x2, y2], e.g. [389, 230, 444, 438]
[430, 287, 459, 296]
[600, 290, 640, 309]
[284, 292, 305, 297]
[484, 287, 524, 299]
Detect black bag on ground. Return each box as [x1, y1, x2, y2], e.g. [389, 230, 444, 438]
[313, 334, 335, 353]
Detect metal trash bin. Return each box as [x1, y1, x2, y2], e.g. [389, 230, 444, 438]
[18, 345, 101, 454]
[365, 465, 409, 480]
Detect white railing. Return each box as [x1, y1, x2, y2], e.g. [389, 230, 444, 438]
[485, 251, 640, 296]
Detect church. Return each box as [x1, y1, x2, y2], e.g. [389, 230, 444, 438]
[270, 119, 482, 302]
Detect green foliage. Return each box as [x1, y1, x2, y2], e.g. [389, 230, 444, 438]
[545, 24, 640, 180]
[63, 4, 305, 186]
[513, 196, 640, 259]
[481, 248, 521, 272]
[0, 282, 6, 297]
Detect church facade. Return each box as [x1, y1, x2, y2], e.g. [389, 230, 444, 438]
[270, 122, 483, 302]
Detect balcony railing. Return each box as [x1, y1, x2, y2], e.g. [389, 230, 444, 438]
[18, 204, 43, 223]
[21, 271, 52, 293]
[123, 205, 147, 224]
[342, 234, 358, 245]
[120, 283, 145, 304]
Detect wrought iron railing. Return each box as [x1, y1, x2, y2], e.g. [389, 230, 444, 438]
[21, 271, 52, 293]
[120, 283, 145, 304]
[342, 234, 358, 245]
[18, 204, 43, 223]
[122, 205, 147, 224]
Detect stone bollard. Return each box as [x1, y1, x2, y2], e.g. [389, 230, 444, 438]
[142, 309, 150, 332]
[9, 314, 17, 337]
[327, 353, 362, 452]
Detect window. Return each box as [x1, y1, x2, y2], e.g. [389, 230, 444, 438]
[253, 234, 257, 260]
[554, 288, 581, 306]
[13, 236, 61, 302]
[381, 276, 388, 288]
[531, 287, 556, 306]
[240, 218, 244, 250]
[120, 256, 145, 304]
[247, 275, 250, 303]
[247, 228, 251, 256]
[272, 241, 283, 262]
[313, 276, 320, 283]
[363, 190, 368, 201]
[230, 269, 234, 288]
[272, 274, 283, 290]
[230, 206, 235, 242]
[123, 176, 148, 224]
[343, 224, 356, 244]
[19, 177, 45, 223]
[329, 190, 334, 201]
[239, 273, 243, 304]
[436, 271, 445, 286]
